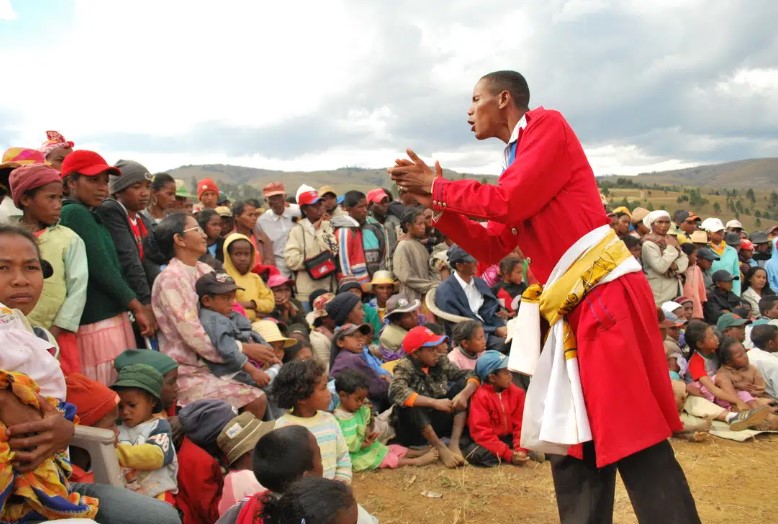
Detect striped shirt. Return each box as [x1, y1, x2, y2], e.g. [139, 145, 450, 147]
[275, 410, 352, 484]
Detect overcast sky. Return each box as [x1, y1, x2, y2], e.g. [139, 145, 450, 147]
[1, 0, 776, 177]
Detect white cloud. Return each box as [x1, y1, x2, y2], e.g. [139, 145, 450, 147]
[0, 0, 16, 21]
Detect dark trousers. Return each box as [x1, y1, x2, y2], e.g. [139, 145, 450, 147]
[550, 440, 700, 524]
[461, 434, 512, 467]
[393, 379, 466, 447]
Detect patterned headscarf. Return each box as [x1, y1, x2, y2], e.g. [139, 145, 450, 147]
[39, 130, 75, 157]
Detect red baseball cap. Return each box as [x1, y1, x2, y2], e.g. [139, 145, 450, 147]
[298, 189, 321, 207]
[367, 188, 389, 204]
[739, 239, 753, 250]
[402, 326, 447, 354]
[61, 150, 120, 178]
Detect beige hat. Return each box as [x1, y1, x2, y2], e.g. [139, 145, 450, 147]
[252, 319, 297, 348]
[690, 230, 709, 243]
[217, 412, 275, 466]
[631, 207, 649, 225]
[318, 185, 337, 197]
[215, 206, 233, 217]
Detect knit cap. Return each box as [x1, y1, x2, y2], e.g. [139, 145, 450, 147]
[217, 412, 276, 466]
[114, 348, 178, 376]
[325, 292, 361, 326]
[110, 363, 163, 400]
[110, 159, 153, 194]
[178, 399, 237, 449]
[66, 373, 120, 427]
[197, 178, 220, 200]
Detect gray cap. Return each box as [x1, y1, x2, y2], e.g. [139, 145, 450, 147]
[750, 231, 769, 244]
[697, 247, 720, 261]
[712, 269, 739, 283]
[110, 159, 153, 194]
[447, 245, 476, 267]
[724, 231, 742, 248]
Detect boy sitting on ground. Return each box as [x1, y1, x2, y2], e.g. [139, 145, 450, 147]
[388, 326, 479, 469]
[196, 271, 275, 388]
[463, 351, 529, 467]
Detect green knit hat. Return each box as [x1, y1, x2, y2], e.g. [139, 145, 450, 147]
[111, 363, 163, 400]
[114, 349, 178, 376]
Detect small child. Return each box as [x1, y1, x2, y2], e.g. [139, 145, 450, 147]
[114, 348, 180, 417]
[196, 271, 275, 387]
[715, 337, 776, 414]
[10, 163, 88, 375]
[388, 326, 480, 469]
[333, 369, 438, 472]
[491, 255, 527, 317]
[329, 324, 391, 410]
[447, 320, 487, 371]
[252, 319, 297, 379]
[271, 359, 352, 483]
[464, 351, 529, 467]
[216, 413, 276, 516]
[222, 233, 275, 321]
[111, 363, 178, 502]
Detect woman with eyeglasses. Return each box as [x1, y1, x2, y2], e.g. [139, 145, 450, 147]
[59, 151, 155, 385]
[150, 213, 273, 419]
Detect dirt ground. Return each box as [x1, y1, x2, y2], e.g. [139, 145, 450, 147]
[352, 434, 778, 523]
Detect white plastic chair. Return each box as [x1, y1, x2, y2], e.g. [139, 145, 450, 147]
[70, 426, 124, 487]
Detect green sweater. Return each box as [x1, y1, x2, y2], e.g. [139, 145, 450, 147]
[59, 199, 137, 325]
[334, 405, 388, 471]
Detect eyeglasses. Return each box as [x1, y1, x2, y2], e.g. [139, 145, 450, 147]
[181, 225, 204, 235]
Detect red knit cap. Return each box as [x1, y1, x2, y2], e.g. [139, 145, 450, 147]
[197, 178, 219, 200]
[66, 373, 119, 427]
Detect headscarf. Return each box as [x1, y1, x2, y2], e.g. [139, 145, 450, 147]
[65, 373, 119, 427]
[39, 130, 74, 157]
[642, 210, 671, 231]
[9, 164, 62, 208]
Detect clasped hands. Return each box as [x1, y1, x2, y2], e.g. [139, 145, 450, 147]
[387, 149, 443, 209]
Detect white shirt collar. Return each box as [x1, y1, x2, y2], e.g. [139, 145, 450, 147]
[503, 115, 528, 169]
[454, 271, 474, 289]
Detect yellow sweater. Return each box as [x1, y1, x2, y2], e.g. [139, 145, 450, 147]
[222, 233, 274, 321]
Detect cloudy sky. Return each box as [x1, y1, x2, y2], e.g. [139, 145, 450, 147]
[1, 0, 776, 177]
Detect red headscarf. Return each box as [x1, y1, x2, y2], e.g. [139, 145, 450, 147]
[65, 373, 119, 427]
[9, 164, 61, 208]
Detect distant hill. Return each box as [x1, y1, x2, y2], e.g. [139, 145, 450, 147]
[619, 158, 778, 189]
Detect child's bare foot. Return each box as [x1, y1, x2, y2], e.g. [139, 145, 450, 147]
[405, 446, 433, 459]
[448, 443, 465, 464]
[438, 446, 464, 468]
[415, 449, 439, 466]
[673, 430, 707, 442]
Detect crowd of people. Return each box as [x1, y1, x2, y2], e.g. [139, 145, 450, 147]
[607, 204, 778, 436]
[0, 128, 777, 524]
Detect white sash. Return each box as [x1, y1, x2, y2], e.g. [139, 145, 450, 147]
[507, 225, 642, 454]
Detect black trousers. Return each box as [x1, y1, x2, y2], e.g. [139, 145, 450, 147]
[393, 379, 466, 447]
[549, 440, 700, 524]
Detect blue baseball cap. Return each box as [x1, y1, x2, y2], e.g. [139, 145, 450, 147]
[474, 350, 509, 383]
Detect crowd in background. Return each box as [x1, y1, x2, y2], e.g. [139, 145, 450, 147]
[0, 132, 777, 523]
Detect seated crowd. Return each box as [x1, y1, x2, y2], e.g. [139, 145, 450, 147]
[0, 135, 776, 523]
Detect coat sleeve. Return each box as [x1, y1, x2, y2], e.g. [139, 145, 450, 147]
[96, 203, 152, 304]
[467, 391, 512, 462]
[116, 419, 176, 470]
[61, 205, 137, 307]
[200, 314, 249, 372]
[251, 275, 276, 314]
[387, 360, 415, 406]
[431, 112, 571, 223]
[52, 232, 88, 332]
[642, 241, 681, 275]
[284, 225, 306, 271]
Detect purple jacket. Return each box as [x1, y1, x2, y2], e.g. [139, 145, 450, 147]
[330, 350, 389, 404]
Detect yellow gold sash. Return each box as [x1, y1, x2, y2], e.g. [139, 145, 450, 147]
[521, 229, 632, 360]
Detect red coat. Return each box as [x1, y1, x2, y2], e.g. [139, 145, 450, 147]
[175, 437, 224, 524]
[467, 383, 526, 462]
[431, 107, 681, 466]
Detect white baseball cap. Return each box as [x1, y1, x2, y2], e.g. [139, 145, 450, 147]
[701, 217, 725, 233]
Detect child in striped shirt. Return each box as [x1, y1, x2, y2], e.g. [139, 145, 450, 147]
[333, 370, 438, 472]
[271, 359, 352, 483]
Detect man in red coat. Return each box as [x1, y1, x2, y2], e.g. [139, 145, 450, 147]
[389, 71, 699, 523]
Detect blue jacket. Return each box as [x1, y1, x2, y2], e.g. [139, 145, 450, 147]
[436, 274, 505, 334]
